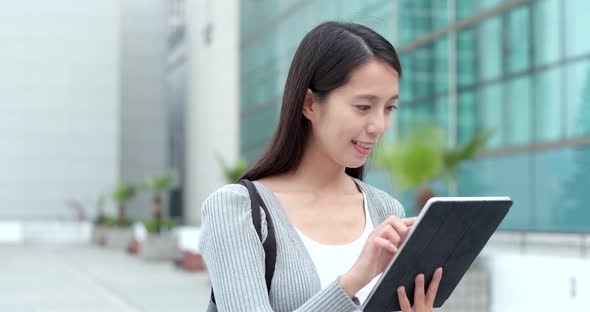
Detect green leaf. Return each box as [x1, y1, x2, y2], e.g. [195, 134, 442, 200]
[112, 183, 136, 204]
[374, 125, 493, 191]
[143, 218, 177, 233]
[442, 130, 494, 177]
[103, 216, 133, 227]
[215, 152, 249, 183]
[374, 125, 445, 191]
[140, 174, 176, 194]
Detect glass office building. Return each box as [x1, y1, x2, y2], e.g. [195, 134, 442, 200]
[239, 0, 590, 232]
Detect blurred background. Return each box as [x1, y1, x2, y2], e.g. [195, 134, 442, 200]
[1, 0, 589, 311]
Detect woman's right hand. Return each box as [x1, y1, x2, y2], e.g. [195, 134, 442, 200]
[339, 216, 416, 297]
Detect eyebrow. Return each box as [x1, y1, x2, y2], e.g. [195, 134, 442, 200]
[353, 94, 399, 102]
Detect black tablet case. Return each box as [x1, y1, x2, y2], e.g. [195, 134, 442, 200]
[362, 198, 512, 312]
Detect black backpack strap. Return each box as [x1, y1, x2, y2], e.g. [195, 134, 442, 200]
[210, 179, 277, 305]
[241, 179, 277, 291]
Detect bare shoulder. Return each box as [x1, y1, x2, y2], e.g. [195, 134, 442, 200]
[255, 174, 293, 193]
[255, 176, 279, 189]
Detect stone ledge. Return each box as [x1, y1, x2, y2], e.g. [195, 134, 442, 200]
[0, 221, 24, 243]
[487, 231, 590, 258]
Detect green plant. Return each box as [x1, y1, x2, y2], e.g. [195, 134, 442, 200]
[374, 125, 492, 210]
[141, 174, 176, 195]
[143, 218, 177, 234]
[215, 152, 248, 183]
[441, 130, 494, 195]
[112, 183, 136, 225]
[374, 126, 446, 191]
[140, 174, 176, 233]
[94, 194, 107, 225]
[103, 215, 133, 228]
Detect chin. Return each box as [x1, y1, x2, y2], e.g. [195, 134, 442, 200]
[347, 164, 364, 169]
[343, 158, 367, 169]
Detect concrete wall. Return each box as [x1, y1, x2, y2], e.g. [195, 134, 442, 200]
[439, 232, 590, 312]
[486, 253, 590, 312]
[185, 0, 240, 225]
[486, 232, 590, 312]
[0, 1, 120, 220]
[119, 0, 169, 220]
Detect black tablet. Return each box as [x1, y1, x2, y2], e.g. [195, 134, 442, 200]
[362, 196, 512, 312]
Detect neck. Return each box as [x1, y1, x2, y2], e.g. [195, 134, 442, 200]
[285, 136, 356, 193]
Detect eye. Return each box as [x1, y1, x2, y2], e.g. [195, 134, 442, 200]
[386, 105, 398, 111]
[356, 105, 371, 111]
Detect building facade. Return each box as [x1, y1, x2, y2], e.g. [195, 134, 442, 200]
[239, 0, 590, 232]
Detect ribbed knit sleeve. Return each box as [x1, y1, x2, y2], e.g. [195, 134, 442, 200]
[199, 185, 361, 312]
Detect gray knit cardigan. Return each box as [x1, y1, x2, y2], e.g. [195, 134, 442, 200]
[199, 178, 405, 311]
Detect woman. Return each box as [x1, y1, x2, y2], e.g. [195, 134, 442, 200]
[199, 21, 442, 312]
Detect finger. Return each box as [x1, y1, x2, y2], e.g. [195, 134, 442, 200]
[382, 226, 401, 246]
[397, 286, 412, 312]
[374, 236, 397, 253]
[401, 218, 417, 242]
[402, 217, 417, 226]
[385, 216, 409, 237]
[426, 267, 443, 306]
[402, 225, 414, 241]
[414, 273, 425, 305]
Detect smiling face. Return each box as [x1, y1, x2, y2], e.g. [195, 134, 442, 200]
[302, 58, 400, 169]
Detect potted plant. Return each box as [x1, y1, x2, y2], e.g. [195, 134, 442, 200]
[140, 174, 176, 233]
[215, 152, 248, 182]
[135, 174, 179, 261]
[92, 194, 108, 245]
[113, 183, 136, 224]
[374, 125, 492, 213]
[441, 130, 494, 196]
[101, 183, 136, 249]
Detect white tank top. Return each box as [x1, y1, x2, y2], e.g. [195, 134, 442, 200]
[295, 190, 382, 304]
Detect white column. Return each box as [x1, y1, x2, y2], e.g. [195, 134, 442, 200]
[119, 0, 168, 220]
[185, 0, 240, 225]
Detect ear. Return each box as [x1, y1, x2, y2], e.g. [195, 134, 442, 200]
[302, 89, 318, 121]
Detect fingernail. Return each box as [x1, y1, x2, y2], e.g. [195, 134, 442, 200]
[398, 286, 404, 293]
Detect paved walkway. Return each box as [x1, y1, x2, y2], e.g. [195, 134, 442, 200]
[0, 244, 211, 312]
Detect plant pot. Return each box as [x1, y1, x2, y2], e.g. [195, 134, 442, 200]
[174, 250, 206, 272]
[92, 224, 108, 245]
[103, 227, 134, 250]
[414, 186, 435, 213]
[139, 232, 178, 261]
[127, 238, 140, 255]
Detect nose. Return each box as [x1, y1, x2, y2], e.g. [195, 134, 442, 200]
[367, 110, 387, 137]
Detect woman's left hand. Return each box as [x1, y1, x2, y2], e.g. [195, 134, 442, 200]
[397, 267, 443, 312]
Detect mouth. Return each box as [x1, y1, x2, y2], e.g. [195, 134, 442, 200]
[352, 140, 374, 155]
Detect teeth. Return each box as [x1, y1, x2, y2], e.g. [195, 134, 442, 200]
[352, 140, 372, 149]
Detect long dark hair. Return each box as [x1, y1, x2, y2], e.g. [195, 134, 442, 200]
[240, 21, 402, 182]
